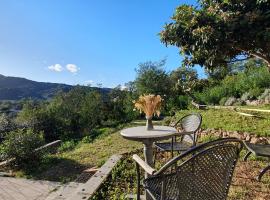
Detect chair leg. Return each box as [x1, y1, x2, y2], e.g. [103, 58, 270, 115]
[257, 164, 270, 181]
[243, 151, 252, 161]
[136, 163, 141, 200]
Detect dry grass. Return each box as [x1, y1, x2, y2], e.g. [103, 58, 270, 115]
[229, 160, 270, 199]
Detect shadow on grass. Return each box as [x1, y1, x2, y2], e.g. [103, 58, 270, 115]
[18, 156, 88, 183]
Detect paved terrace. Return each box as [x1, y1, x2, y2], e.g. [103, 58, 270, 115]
[0, 155, 121, 200]
[0, 177, 60, 200]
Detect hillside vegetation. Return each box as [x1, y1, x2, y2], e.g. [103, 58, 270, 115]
[0, 74, 72, 100]
[1, 58, 270, 171]
[0, 74, 111, 100]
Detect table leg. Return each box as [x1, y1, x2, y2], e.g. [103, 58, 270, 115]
[143, 140, 154, 200]
[143, 140, 154, 169]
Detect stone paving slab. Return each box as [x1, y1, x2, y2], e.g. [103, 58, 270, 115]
[0, 177, 60, 200]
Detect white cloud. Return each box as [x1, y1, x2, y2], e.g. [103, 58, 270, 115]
[66, 64, 79, 74]
[121, 86, 128, 90]
[85, 80, 94, 86]
[48, 64, 63, 72]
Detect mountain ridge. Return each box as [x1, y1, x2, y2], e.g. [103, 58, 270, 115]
[0, 74, 108, 100]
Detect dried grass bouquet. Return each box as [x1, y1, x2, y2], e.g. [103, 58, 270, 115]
[133, 94, 163, 118]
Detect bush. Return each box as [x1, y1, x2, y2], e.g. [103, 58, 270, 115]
[1, 129, 45, 168]
[219, 97, 228, 106]
[248, 88, 263, 99]
[81, 135, 93, 143]
[58, 140, 77, 152]
[258, 89, 270, 103]
[224, 97, 237, 106]
[240, 92, 251, 102]
[195, 64, 270, 105]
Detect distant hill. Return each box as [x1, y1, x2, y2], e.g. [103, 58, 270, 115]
[0, 74, 110, 100]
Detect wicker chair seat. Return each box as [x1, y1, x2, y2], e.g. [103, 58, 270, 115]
[145, 145, 239, 200]
[155, 141, 192, 152]
[134, 138, 243, 200]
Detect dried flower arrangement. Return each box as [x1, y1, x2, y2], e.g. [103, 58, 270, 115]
[133, 94, 163, 118]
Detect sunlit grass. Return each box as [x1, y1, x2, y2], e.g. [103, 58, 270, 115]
[174, 108, 270, 136]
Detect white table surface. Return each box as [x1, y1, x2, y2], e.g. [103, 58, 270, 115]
[120, 125, 177, 141]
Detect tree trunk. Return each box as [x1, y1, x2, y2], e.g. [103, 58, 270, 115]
[235, 47, 270, 71]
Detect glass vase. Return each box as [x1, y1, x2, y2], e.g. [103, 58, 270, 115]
[146, 116, 154, 130]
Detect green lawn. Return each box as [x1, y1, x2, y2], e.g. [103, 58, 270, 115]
[173, 107, 270, 136]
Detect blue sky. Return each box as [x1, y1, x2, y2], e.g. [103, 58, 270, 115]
[0, 0, 204, 87]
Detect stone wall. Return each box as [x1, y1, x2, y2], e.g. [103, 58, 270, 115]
[199, 128, 270, 144]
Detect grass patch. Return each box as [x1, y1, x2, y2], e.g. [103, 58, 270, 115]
[12, 122, 143, 182]
[172, 108, 270, 136]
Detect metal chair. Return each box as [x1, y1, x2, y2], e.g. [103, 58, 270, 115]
[133, 138, 243, 200]
[154, 113, 202, 161]
[243, 141, 270, 181]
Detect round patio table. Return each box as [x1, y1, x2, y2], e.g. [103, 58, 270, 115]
[120, 126, 177, 168]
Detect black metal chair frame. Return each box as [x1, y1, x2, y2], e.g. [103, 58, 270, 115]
[154, 113, 202, 162]
[243, 141, 270, 181]
[133, 138, 243, 200]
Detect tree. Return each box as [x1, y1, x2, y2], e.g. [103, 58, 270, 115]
[170, 67, 198, 94]
[134, 59, 172, 95]
[160, 0, 270, 70]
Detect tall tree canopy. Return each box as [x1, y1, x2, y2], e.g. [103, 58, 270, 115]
[160, 0, 270, 70]
[134, 59, 171, 95]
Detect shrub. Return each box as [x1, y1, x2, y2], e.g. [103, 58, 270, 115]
[240, 92, 251, 102]
[219, 97, 228, 106]
[195, 65, 270, 105]
[1, 129, 45, 168]
[248, 88, 263, 99]
[259, 89, 270, 103]
[81, 135, 93, 143]
[58, 140, 77, 152]
[225, 97, 237, 106]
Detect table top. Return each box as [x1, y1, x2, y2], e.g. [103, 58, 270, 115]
[120, 126, 177, 141]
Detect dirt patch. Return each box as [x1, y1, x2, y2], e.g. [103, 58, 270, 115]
[229, 160, 270, 200]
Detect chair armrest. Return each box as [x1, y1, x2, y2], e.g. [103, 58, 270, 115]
[132, 154, 156, 175]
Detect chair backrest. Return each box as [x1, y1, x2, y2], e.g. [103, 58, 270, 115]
[145, 138, 243, 200]
[175, 113, 202, 145]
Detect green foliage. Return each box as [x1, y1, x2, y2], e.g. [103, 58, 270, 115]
[0, 113, 15, 132]
[170, 67, 199, 94]
[196, 64, 270, 105]
[160, 0, 270, 70]
[134, 59, 171, 95]
[134, 61, 202, 113]
[91, 154, 139, 200]
[0, 128, 45, 168]
[58, 140, 77, 152]
[17, 86, 138, 141]
[81, 135, 92, 143]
